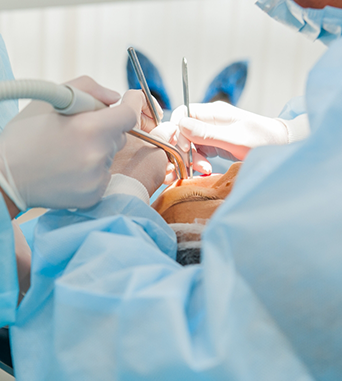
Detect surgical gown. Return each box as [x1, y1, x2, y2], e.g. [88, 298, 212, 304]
[0, 34, 20, 328]
[10, 39, 342, 380]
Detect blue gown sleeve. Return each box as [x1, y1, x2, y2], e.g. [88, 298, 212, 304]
[10, 194, 312, 381]
[0, 194, 18, 328]
[0, 35, 19, 132]
[278, 95, 306, 120]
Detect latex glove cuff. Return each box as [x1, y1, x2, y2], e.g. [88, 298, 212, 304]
[277, 114, 310, 144]
[103, 174, 150, 205]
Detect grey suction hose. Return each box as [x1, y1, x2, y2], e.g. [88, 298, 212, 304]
[0, 79, 106, 115]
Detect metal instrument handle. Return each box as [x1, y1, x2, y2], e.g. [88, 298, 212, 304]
[127, 47, 188, 179]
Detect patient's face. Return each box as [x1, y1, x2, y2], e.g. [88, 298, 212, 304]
[152, 162, 242, 224]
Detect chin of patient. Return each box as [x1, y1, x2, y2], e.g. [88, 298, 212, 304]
[152, 162, 242, 265]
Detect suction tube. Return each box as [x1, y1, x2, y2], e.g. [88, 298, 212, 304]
[0, 79, 106, 115]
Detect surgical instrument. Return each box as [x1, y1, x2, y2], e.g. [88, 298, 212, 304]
[129, 127, 187, 180]
[128, 129, 187, 180]
[127, 47, 188, 180]
[127, 47, 161, 127]
[182, 57, 195, 179]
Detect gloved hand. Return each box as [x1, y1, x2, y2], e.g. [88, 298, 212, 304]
[0, 77, 161, 211]
[171, 101, 289, 173]
[110, 122, 177, 197]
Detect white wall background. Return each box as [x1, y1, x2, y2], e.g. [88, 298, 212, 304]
[0, 0, 326, 117]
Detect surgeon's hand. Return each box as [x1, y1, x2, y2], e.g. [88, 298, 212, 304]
[110, 123, 177, 197]
[0, 77, 154, 211]
[171, 102, 289, 173]
[123, 89, 164, 133]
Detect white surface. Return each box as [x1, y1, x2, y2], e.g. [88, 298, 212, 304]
[0, 0, 167, 11]
[0, 0, 326, 117]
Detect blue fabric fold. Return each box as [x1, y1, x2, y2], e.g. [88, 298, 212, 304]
[0, 195, 18, 328]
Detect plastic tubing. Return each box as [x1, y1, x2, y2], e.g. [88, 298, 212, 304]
[0, 79, 72, 109]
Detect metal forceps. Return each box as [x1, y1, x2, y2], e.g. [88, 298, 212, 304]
[127, 47, 188, 180]
[182, 57, 195, 179]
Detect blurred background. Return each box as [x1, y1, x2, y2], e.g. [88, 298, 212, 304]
[0, 0, 326, 378]
[0, 0, 326, 116]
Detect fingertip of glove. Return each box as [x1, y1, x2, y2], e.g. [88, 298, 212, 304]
[166, 162, 175, 173]
[194, 158, 212, 175]
[179, 117, 197, 132]
[170, 105, 187, 123]
[164, 172, 176, 184]
[150, 122, 178, 144]
[177, 132, 190, 152]
[105, 89, 121, 105]
[201, 162, 212, 174]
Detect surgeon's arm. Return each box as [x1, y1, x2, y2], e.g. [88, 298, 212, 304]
[44, 184, 302, 380]
[0, 187, 31, 299]
[0, 186, 19, 219]
[12, 219, 31, 298]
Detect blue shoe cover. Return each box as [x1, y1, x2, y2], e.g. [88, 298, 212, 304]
[202, 61, 248, 106]
[127, 49, 172, 110]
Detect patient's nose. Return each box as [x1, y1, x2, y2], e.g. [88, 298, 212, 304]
[211, 162, 242, 197]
